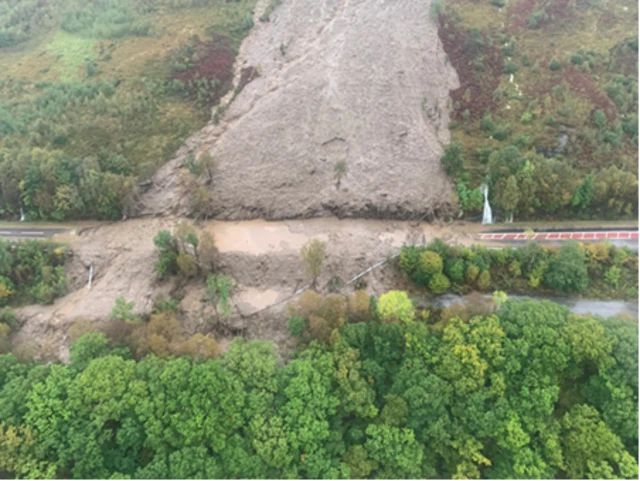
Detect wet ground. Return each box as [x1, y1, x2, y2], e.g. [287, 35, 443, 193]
[433, 294, 638, 319]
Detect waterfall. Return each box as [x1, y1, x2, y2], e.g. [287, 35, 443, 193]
[482, 185, 493, 224]
[19, 208, 24, 222]
[88, 265, 94, 289]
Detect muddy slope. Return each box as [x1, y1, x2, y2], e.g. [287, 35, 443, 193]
[138, 0, 459, 220]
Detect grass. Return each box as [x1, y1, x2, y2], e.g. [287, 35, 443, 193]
[48, 31, 98, 81]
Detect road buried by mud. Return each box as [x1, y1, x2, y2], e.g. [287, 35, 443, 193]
[12, 217, 471, 361]
[11, 217, 638, 363]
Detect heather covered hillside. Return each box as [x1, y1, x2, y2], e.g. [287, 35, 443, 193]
[436, 0, 638, 221]
[0, 0, 256, 220]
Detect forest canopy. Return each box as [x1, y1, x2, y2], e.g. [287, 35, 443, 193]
[0, 296, 637, 479]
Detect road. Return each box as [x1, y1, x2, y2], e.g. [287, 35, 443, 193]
[0, 228, 68, 238]
[478, 229, 639, 250]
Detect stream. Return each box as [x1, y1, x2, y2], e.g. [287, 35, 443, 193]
[432, 294, 638, 319]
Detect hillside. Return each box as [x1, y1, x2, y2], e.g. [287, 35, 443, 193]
[0, 0, 256, 220]
[137, 0, 460, 220]
[436, 0, 638, 221]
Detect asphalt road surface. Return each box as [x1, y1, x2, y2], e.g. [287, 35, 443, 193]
[478, 230, 639, 250]
[0, 228, 68, 238]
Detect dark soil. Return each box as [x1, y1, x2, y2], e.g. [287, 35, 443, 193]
[509, 0, 538, 30]
[172, 35, 236, 106]
[438, 16, 503, 121]
[562, 66, 617, 121]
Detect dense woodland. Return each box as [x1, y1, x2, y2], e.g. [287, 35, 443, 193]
[0, 295, 637, 479]
[0, 0, 255, 220]
[436, 0, 638, 221]
[0, 239, 67, 307]
[399, 239, 638, 300]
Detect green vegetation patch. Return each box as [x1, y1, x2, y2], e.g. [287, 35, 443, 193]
[0, 0, 257, 221]
[399, 238, 638, 300]
[0, 294, 636, 478]
[437, 0, 638, 222]
[0, 239, 68, 307]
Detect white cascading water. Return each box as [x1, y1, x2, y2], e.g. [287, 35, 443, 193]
[482, 184, 493, 224]
[19, 208, 25, 222]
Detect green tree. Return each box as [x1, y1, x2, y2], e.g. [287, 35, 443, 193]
[364, 424, 423, 478]
[69, 333, 110, 371]
[416, 250, 443, 286]
[206, 274, 233, 318]
[153, 230, 179, 277]
[562, 404, 638, 479]
[377, 291, 415, 324]
[301, 239, 326, 288]
[544, 242, 588, 293]
[494, 175, 520, 221]
[441, 142, 464, 177]
[429, 272, 451, 294]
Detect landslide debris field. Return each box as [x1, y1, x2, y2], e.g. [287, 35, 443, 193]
[14, 218, 472, 361]
[138, 0, 459, 220]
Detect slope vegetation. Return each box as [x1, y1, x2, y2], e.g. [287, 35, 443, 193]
[437, 0, 638, 221]
[0, 0, 256, 220]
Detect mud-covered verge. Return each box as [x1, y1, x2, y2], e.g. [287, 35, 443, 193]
[11, 218, 474, 362]
[136, 0, 460, 221]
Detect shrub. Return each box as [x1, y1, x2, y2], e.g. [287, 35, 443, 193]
[571, 53, 584, 65]
[504, 61, 518, 74]
[544, 242, 588, 292]
[508, 261, 522, 277]
[0, 276, 14, 307]
[593, 110, 607, 129]
[477, 270, 491, 290]
[288, 315, 307, 337]
[0, 308, 17, 329]
[612, 248, 629, 267]
[520, 111, 533, 124]
[176, 252, 198, 278]
[480, 112, 495, 132]
[492, 124, 511, 141]
[549, 59, 562, 71]
[604, 267, 621, 288]
[429, 273, 451, 294]
[110, 297, 139, 323]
